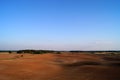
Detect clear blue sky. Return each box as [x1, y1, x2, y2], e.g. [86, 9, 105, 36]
[0, 0, 120, 50]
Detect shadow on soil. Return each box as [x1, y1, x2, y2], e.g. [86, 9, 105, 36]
[62, 61, 101, 67]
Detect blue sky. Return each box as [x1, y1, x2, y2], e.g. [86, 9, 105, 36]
[0, 0, 120, 50]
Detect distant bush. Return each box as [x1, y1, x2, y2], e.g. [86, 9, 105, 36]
[33, 51, 42, 54]
[17, 51, 23, 54]
[56, 52, 61, 54]
[9, 51, 12, 54]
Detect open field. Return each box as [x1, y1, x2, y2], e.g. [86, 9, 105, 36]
[0, 52, 120, 80]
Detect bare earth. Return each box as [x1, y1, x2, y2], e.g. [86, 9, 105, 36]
[0, 53, 120, 80]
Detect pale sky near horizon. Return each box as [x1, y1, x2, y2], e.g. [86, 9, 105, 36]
[0, 0, 120, 50]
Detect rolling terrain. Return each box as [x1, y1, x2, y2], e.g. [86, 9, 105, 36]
[0, 52, 120, 80]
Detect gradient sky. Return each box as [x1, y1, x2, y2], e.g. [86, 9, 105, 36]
[0, 0, 120, 50]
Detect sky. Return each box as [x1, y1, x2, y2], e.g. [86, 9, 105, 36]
[0, 0, 120, 50]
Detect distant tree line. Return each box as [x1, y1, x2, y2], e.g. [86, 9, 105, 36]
[0, 50, 120, 54]
[0, 50, 16, 54]
[69, 51, 120, 53]
[16, 50, 56, 54]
